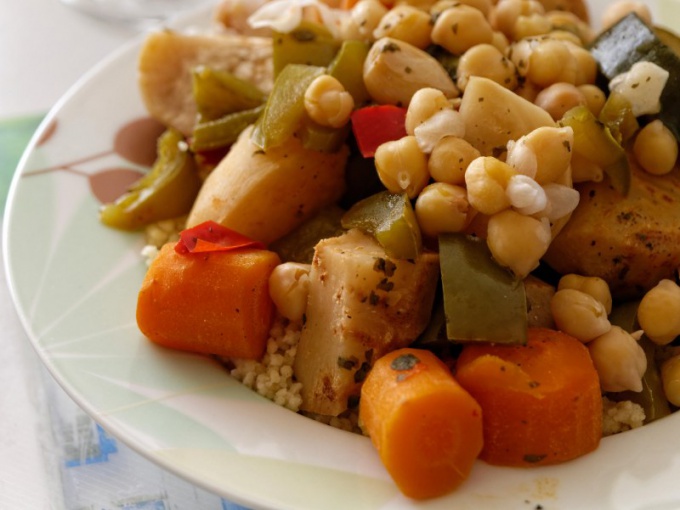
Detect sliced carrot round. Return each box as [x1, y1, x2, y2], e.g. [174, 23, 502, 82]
[360, 348, 483, 499]
[455, 328, 602, 467]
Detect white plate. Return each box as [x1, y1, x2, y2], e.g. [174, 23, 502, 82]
[5, 2, 680, 509]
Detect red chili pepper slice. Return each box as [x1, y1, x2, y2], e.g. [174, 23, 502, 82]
[175, 220, 265, 255]
[351, 105, 408, 158]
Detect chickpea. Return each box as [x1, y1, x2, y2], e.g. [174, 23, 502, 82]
[428, 136, 480, 185]
[464, 156, 516, 215]
[506, 125, 573, 183]
[534, 82, 586, 121]
[431, 4, 494, 55]
[486, 210, 551, 278]
[578, 84, 606, 117]
[547, 29, 582, 46]
[269, 262, 312, 323]
[661, 355, 680, 407]
[601, 0, 652, 30]
[542, 182, 580, 222]
[588, 326, 647, 393]
[633, 120, 679, 176]
[566, 42, 598, 85]
[415, 182, 471, 237]
[405, 87, 451, 135]
[430, 0, 492, 16]
[490, 0, 545, 39]
[512, 13, 552, 40]
[304, 75, 354, 128]
[374, 136, 430, 198]
[514, 79, 541, 103]
[545, 10, 594, 44]
[456, 43, 518, 92]
[637, 279, 680, 345]
[414, 109, 466, 153]
[558, 274, 612, 314]
[373, 5, 433, 49]
[551, 288, 611, 343]
[348, 0, 389, 41]
[490, 30, 510, 52]
[526, 39, 577, 87]
[505, 174, 546, 215]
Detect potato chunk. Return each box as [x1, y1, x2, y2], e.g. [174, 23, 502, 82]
[294, 229, 440, 416]
[459, 77, 555, 156]
[187, 126, 349, 245]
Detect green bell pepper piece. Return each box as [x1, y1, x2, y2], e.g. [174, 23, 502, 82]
[300, 120, 350, 153]
[341, 191, 422, 260]
[270, 205, 346, 263]
[598, 91, 639, 144]
[438, 233, 527, 344]
[272, 21, 340, 77]
[191, 66, 266, 122]
[191, 105, 264, 152]
[328, 40, 371, 107]
[559, 105, 630, 195]
[250, 64, 325, 150]
[99, 129, 202, 231]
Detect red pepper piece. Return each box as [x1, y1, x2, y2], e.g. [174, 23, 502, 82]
[175, 220, 265, 255]
[351, 105, 408, 158]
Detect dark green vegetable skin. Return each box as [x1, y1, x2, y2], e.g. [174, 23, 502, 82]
[438, 234, 527, 345]
[589, 13, 680, 141]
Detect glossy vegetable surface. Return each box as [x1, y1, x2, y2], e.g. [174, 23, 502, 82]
[456, 328, 602, 467]
[439, 233, 527, 344]
[341, 191, 421, 259]
[559, 105, 630, 195]
[360, 348, 483, 500]
[251, 64, 325, 150]
[350, 105, 408, 158]
[100, 128, 201, 230]
[137, 242, 279, 359]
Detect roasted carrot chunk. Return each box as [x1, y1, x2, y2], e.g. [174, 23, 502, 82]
[137, 243, 280, 359]
[456, 328, 602, 467]
[360, 348, 483, 500]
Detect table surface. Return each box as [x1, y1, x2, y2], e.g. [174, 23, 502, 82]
[0, 1, 249, 509]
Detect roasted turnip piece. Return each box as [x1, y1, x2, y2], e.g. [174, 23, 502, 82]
[544, 155, 680, 299]
[294, 229, 440, 416]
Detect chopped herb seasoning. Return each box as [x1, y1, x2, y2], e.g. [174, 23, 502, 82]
[354, 362, 371, 383]
[377, 278, 395, 292]
[292, 29, 317, 42]
[523, 453, 547, 463]
[369, 291, 380, 305]
[338, 356, 359, 370]
[391, 353, 420, 371]
[382, 41, 401, 53]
